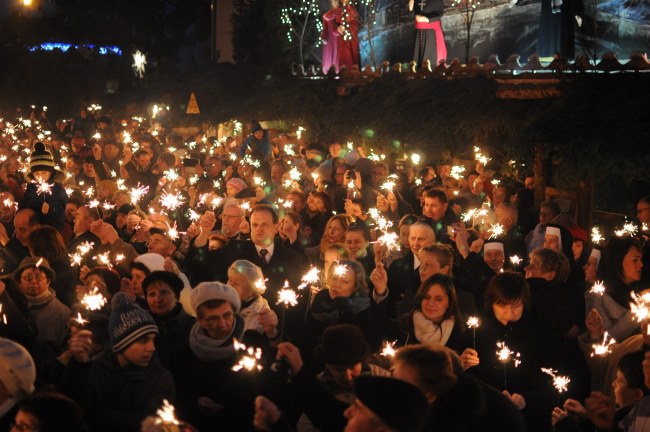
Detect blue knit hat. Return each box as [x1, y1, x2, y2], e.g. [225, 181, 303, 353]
[109, 292, 158, 352]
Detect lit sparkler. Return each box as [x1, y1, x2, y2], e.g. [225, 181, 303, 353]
[376, 231, 400, 253]
[630, 291, 650, 322]
[541, 368, 571, 393]
[380, 180, 396, 193]
[81, 287, 107, 311]
[298, 267, 320, 290]
[380, 340, 397, 357]
[591, 331, 616, 357]
[159, 191, 185, 211]
[36, 181, 53, 197]
[73, 312, 88, 327]
[615, 222, 638, 238]
[254, 278, 268, 294]
[467, 316, 480, 349]
[129, 184, 150, 205]
[232, 339, 263, 372]
[589, 281, 606, 296]
[497, 341, 521, 388]
[154, 399, 180, 427]
[489, 223, 504, 239]
[591, 227, 604, 244]
[510, 255, 522, 267]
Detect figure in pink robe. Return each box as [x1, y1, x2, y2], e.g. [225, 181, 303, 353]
[321, 0, 340, 74]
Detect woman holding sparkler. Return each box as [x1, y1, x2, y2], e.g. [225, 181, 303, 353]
[302, 259, 387, 371]
[583, 237, 645, 344]
[459, 272, 554, 431]
[19, 142, 67, 231]
[227, 260, 279, 340]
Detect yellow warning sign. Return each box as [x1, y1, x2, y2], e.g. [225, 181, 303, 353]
[186, 93, 200, 115]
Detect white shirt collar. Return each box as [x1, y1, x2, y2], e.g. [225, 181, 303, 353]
[255, 243, 275, 263]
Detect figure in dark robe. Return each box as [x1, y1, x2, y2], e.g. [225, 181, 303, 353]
[410, 0, 447, 68]
[537, 0, 584, 59]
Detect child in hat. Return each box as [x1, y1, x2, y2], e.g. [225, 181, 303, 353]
[20, 142, 67, 231]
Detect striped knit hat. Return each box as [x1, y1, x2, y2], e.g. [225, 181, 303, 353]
[109, 292, 158, 352]
[29, 142, 55, 173]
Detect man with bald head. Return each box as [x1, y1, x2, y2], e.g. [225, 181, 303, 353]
[0, 208, 41, 275]
[495, 202, 527, 261]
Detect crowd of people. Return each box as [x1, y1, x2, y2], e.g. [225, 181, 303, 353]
[0, 106, 649, 432]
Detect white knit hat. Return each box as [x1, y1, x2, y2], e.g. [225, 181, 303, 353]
[133, 253, 165, 272]
[191, 281, 241, 315]
[0, 338, 36, 399]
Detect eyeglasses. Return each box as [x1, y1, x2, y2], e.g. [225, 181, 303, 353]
[21, 273, 47, 282]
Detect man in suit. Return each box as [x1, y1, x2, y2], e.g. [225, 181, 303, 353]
[186, 204, 306, 338]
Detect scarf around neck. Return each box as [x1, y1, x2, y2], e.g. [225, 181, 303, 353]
[413, 311, 454, 347]
[310, 291, 370, 324]
[189, 314, 246, 362]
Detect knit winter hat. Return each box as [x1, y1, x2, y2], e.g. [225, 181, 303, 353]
[251, 120, 263, 133]
[109, 292, 158, 352]
[29, 142, 55, 173]
[228, 260, 265, 295]
[133, 253, 166, 273]
[0, 338, 36, 399]
[353, 376, 429, 432]
[13, 256, 56, 284]
[226, 177, 247, 193]
[314, 324, 370, 366]
[191, 281, 241, 315]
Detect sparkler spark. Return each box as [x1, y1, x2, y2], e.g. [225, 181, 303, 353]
[589, 281, 606, 296]
[489, 223, 505, 239]
[380, 340, 397, 357]
[73, 312, 88, 326]
[630, 291, 650, 322]
[333, 262, 349, 277]
[254, 278, 268, 294]
[298, 267, 320, 290]
[615, 222, 638, 238]
[81, 287, 107, 311]
[466, 316, 480, 329]
[129, 184, 150, 205]
[36, 181, 53, 196]
[541, 368, 571, 393]
[155, 400, 179, 426]
[497, 341, 521, 367]
[376, 232, 400, 253]
[380, 180, 396, 193]
[159, 191, 185, 211]
[591, 331, 616, 357]
[277, 286, 299, 307]
[591, 227, 604, 244]
[232, 339, 263, 372]
[510, 255, 522, 266]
